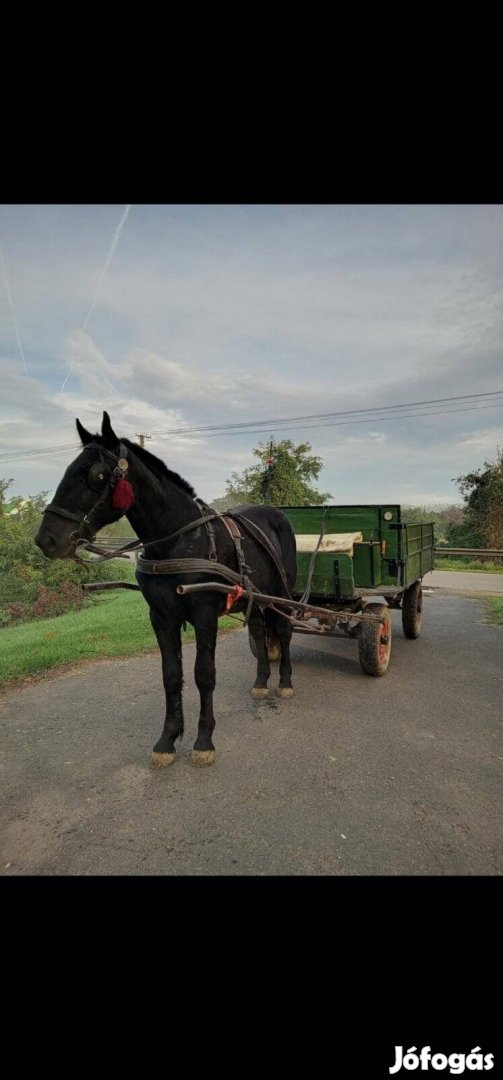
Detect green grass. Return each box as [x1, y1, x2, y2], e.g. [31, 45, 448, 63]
[0, 584, 244, 689]
[486, 598, 503, 626]
[434, 558, 503, 574]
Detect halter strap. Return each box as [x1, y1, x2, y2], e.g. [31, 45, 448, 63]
[43, 441, 130, 540]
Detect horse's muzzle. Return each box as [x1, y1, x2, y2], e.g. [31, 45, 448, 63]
[35, 526, 77, 560]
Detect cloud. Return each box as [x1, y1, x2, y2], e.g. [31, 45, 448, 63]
[60, 330, 116, 397]
[1, 204, 502, 502]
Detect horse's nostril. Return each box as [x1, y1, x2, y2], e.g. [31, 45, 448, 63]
[36, 531, 56, 555]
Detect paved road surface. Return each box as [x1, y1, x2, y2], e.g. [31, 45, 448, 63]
[424, 570, 503, 595]
[1, 587, 501, 876]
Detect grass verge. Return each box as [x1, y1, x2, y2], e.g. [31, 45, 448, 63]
[434, 558, 503, 574]
[0, 587, 243, 690]
[486, 598, 503, 626]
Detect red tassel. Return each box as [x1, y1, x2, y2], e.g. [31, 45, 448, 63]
[112, 477, 135, 511]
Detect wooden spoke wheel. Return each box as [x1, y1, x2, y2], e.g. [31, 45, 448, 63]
[358, 603, 392, 676]
[401, 581, 423, 639]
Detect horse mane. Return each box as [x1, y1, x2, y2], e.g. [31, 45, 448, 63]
[121, 438, 197, 498]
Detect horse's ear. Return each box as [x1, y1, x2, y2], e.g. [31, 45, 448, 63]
[76, 418, 94, 445]
[101, 411, 119, 449]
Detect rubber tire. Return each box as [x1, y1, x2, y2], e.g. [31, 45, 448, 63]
[358, 603, 391, 676]
[402, 581, 423, 639]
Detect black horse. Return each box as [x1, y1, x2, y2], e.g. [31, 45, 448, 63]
[35, 412, 297, 767]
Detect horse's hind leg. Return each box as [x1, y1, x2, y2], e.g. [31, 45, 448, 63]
[264, 608, 280, 662]
[275, 613, 294, 698]
[150, 613, 184, 767]
[248, 608, 271, 699]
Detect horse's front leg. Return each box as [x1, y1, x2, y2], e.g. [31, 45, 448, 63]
[149, 611, 184, 767]
[192, 605, 219, 767]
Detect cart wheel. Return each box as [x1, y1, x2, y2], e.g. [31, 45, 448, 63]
[358, 603, 391, 676]
[401, 582, 423, 639]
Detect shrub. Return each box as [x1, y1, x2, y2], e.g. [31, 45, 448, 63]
[0, 488, 135, 626]
[32, 581, 85, 619]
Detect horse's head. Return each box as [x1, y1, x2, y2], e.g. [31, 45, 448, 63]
[35, 411, 134, 559]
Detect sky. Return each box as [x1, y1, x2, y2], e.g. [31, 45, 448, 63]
[0, 203, 502, 506]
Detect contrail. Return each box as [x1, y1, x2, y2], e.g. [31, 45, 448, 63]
[60, 204, 131, 392]
[0, 242, 28, 375]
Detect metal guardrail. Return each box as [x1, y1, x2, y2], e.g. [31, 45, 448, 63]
[434, 547, 503, 561]
[100, 538, 503, 561]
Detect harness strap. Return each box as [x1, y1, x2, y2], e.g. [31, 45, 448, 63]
[217, 516, 255, 623]
[74, 511, 221, 563]
[44, 441, 131, 545]
[135, 555, 264, 626]
[299, 507, 328, 605]
[225, 511, 292, 599]
[44, 505, 84, 523]
[136, 555, 252, 585]
[195, 498, 218, 562]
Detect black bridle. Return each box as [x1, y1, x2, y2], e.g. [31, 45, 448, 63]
[41, 442, 292, 618]
[43, 442, 129, 548]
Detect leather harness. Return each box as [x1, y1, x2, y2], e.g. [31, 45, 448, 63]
[136, 502, 292, 625]
[42, 442, 292, 625]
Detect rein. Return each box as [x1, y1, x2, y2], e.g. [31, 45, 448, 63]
[45, 441, 292, 623]
[75, 510, 221, 562]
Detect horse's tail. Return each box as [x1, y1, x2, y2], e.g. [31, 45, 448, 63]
[264, 608, 281, 662]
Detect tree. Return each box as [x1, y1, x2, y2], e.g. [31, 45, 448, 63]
[400, 504, 465, 544]
[216, 438, 332, 507]
[451, 448, 503, 548]
[0, 478, 14, 513]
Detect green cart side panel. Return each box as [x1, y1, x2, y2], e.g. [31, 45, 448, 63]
[352, 542, 382, 586]
[401, 522, 435, 585]
[333, 554, 354, 597]
[295, 552, 354, 597]
[283, 505, 400, 594]
[281, 505, 434, 596]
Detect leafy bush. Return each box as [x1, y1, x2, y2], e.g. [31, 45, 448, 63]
[0, 484, 134, 626]
[445, 522, 483, 548]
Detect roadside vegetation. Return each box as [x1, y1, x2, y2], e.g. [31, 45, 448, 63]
[0, 578, 244, 689]
[432, 558, 502, 574]
[486, 598, 503, 626]
[1, 442, 501, 683]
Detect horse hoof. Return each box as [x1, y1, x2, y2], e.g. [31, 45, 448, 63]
[277, 687, 294, 699]
[192, 750, 215, 767]
[150, 751, 176, 768]
[252, 687, 269, 699]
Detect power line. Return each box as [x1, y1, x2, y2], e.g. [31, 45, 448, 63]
[145, 390, 503, 439]
[196, 401, 503, 439]
[0, 432, 138, 463]
[1, 392, 502, 465]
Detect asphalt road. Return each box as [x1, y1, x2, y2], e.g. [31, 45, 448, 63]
[1, 579, 502, 877]
[424, 569, 503, 595]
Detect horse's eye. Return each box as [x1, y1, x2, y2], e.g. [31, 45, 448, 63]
[88, 462, 111, 491]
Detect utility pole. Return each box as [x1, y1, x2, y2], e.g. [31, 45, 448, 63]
[135, 433, 152, 448]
